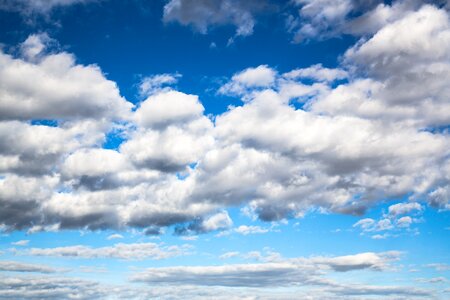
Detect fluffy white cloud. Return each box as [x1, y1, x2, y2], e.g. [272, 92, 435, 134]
[200, 210, 233, 232]
[219, 65, 276, 97]
[388, 202, 423, 217]
[134, 90, 204, 129]
[1, 3, 450, 233]
[0, 35, 131, 122]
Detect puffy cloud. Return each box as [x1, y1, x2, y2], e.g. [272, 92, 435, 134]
[163, 0, 270, 37]
[219, 65, 276, 97]
[199, 210, 233, 232]
[388, 202, 423, 217]
[134, 90, 204, 129]
[286, 0, 450, 42]
[396, 216, 413, 228]
[287, 0, 354, 42]
[313, 5, 450, 128]
[1, 3, 450, 233]
[22, 243, 192, 260]
[0, 35, 132, 122]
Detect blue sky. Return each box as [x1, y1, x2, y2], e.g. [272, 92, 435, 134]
[0, 0, 449, 299]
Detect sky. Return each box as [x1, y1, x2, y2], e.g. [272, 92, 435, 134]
[0, 0, 449, 299]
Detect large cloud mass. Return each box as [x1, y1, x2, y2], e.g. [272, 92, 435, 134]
[0, 3, 449, 233]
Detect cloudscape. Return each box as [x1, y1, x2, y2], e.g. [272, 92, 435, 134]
[0, 0, 449, 299]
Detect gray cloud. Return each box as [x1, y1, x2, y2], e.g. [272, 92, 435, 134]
[131, 251, 401, 287]
[0, 261, 63, 273]
[163, 0, 272, 37]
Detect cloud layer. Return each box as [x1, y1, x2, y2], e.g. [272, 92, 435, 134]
[0, 2, 449, 235]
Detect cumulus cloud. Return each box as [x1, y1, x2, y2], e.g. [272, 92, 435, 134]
[0, 35, 131, 122]
[388, 202, 423, 217]
[1, 2, 450, 233]
[286, 0, 450, 42]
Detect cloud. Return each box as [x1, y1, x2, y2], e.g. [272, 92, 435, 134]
[139, 73, 181, 97]
[319, 251, 401, 272]
[426, 263, 450, 271]
[0, 275, 109, 300]
[388, 202, 423, 217]
[163, 0, 270, 37]
[199, 211, 233, 232]
[106, 234, 123, 240]
[131, 251, 402, 287]
[0, 34, 131, 122]
[219, 65, 276, 97]
[11, 240, 29, 246]
[1, 3, 450, 233]
[0, 0, 95, 14]
[234, 225, 269, 235]
[0, 261, 63, 273]
[22, 243, 192, 260]
[286, 0, 450, 42]
[282, 64, 348, 83]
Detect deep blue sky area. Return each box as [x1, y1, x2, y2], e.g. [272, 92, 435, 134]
[0, 0, 355, 114]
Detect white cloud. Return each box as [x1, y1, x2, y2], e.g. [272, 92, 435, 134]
[283, 64, 348, 82]
[134, 90, 204, 129]
[23, 243, 192, 260]
[106, 234, 124, 240]
[219, 65, 276, 97]
[1, 4, 450, 233]
[139, 73, 181, 96]
[0, 34, 132, 122]
[200, 211, 233, 232]
[219, 251, 240, 259]
[388, 202, 423, 217]
[0, 0, 95, 14]
[11, 240, 29, 246]
[234, 225, 269, 235]
[0, 261, 63, 273]
[131, 251, 402, 287]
